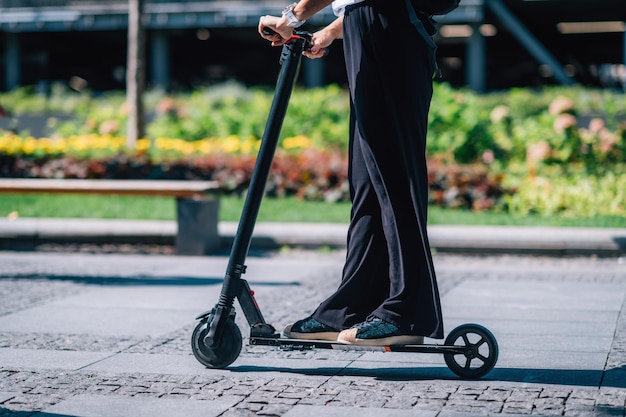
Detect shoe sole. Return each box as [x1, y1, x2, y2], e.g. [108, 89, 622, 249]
[283, 324, 339, 341]
[286, 331, 340, 341]
[337, 334, 424, 346]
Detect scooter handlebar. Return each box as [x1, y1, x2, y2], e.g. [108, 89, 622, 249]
[262, 27, 328, 56]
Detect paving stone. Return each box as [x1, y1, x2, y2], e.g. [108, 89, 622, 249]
[282, 405, 437, 416]
[1, 348, 113, 371]
[36, 394, 237, 417]
[0, 392, 16, 404]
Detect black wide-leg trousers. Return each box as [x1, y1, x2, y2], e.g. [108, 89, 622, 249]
[312, 0, 444, 339]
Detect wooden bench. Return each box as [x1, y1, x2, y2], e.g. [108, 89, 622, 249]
[0, 178, 221, 255]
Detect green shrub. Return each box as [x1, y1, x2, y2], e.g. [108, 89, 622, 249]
[504, 165, 626, 217]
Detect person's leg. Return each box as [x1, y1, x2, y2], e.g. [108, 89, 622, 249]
[335, 1, 443, 343]
[310, 101, 391, 330]
[287, 1, 444, 343]
[285, 100, 390, 339]
[289, 4, 394, 336]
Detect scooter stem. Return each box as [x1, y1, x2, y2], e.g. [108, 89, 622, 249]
[204, 33, 310, 347]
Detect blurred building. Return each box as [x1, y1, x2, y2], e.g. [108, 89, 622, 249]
[0, 0, 624, 92]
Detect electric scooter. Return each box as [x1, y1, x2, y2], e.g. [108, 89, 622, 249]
[191, 30, 499, 379]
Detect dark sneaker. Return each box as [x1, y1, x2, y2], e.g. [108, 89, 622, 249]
[337, 316, 424, 346]
[283, 317, 340, 341]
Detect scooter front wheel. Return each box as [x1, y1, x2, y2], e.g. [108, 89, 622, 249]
[191, 318, 242, 369]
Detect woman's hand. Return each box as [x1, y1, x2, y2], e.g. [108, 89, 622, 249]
[258, 15, 293, 47]
[303, 17, 343, 59]
[303, 30, 332, 59]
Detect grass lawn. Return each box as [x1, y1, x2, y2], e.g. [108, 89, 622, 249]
[1, 193, 625, 228]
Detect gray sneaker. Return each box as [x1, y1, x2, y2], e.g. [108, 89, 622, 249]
[283, 317, 340, 341]
[337, 316, 424, 346]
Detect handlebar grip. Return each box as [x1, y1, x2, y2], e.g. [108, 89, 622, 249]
[263, 27, 277, 36]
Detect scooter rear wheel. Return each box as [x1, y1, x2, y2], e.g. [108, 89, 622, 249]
[191, 318, 242, 369]
[443, 323, 498, 379]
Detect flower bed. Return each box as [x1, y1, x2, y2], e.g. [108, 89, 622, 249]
[0, 133, 510, 209]
[1, 83, 625, 217]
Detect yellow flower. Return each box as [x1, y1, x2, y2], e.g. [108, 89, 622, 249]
[155, 137, 174, 151]
[197, 138, 217, 154]
[51, 137, 68, 153]
[136, 138, 151, 152]
[22, 137, 38, 155]
[239, 136, 259, 154]
[181, 141, 194, 155]
[283, 135, 313, 150]
[222, 135, 241, 154]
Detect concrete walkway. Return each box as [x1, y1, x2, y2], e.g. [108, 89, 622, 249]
[1, 245, 625, 416]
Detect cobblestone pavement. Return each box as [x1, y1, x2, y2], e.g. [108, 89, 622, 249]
[0, 251, 625, 416]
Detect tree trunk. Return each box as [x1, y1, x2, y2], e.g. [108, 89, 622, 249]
[126, 0, 146, 147]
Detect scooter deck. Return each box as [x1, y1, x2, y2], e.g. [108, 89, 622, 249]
[249, 336, 466, 354]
